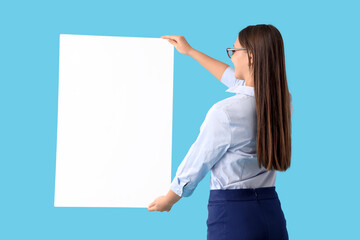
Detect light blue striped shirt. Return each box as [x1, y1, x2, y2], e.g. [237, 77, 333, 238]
[170, 66, 293, 197]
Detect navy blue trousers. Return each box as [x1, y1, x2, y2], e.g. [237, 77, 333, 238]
[207, 186, 288, 240]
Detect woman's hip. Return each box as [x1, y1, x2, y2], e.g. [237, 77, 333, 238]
[207, 186, 288, 240]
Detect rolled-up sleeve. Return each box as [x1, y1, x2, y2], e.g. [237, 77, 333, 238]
[221, 66, 245, 88]
[170, 107, 232, 197]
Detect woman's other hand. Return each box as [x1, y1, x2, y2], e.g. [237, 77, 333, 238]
[147, 195, 174, 212]
[160, 35, 194, 55]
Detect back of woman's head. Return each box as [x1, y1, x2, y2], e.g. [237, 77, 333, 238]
[238, 24, 292, 171]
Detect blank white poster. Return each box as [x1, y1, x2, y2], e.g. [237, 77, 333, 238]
[54, 34, 174, 208]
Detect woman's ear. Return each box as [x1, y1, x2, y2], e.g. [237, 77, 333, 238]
[248, 51, 254, 68]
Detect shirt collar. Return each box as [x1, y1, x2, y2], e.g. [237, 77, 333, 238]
[225, 82, 255, 97]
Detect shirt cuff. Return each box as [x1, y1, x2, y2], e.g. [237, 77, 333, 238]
[169, 176, 193, 198]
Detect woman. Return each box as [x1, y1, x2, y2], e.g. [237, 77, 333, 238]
[148, 24, 292, 240]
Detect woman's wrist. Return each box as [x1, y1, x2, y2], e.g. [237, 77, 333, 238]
[187, 47, 196, 57]
[166, 189, 182, 205]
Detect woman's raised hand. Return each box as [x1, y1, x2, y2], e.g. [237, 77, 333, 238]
[160, 35, 194, 55]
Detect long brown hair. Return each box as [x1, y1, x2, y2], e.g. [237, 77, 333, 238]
[238, 24, 291, 171]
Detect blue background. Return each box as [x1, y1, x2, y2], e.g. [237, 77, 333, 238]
[1, 0, 359, 239]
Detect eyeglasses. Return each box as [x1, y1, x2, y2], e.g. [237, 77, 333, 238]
[226, 48, 247, 58]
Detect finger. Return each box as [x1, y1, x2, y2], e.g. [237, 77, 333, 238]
[168, 35, 181, 41]
[161, 36, 175, 42]
[162, 35, 181, 41]
[148, 206, 156, 212]
[160, 36, 171, 39]
[148, 202, 155, 208]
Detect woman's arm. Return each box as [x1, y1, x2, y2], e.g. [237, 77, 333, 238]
[188, 48, 229, 82]
[160, 35, 229, 82]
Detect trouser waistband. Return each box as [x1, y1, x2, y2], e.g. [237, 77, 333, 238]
[209, 186, 278, 201]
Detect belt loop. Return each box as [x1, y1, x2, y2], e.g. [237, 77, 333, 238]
[254, 188, 258, 198]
